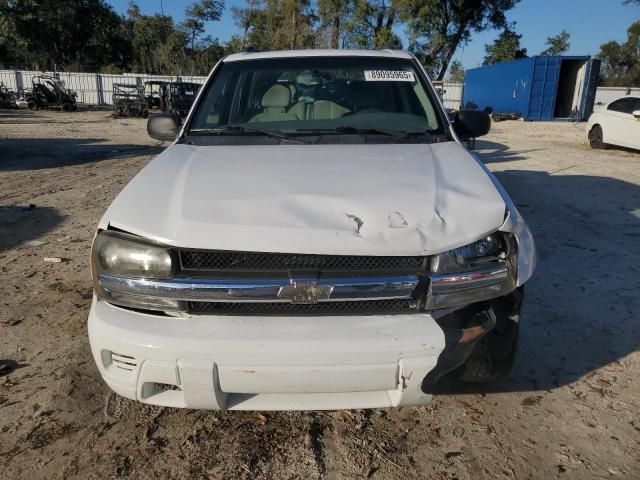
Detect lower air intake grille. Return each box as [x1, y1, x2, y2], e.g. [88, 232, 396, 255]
[179, 250, 426, 272]
[187, 299, 419, 316]
[111, 352, 137, 371]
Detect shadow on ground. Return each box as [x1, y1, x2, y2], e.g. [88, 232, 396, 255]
[431, 144, 640, 394]
[0, 205, 65, 251]
[0, 138, 164, 171]
[474, 139, 543, 163]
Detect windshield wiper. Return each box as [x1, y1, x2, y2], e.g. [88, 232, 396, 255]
[333, 126, 410, 139]
[296, 126, 423, 139]
[189, 125, 307, 144]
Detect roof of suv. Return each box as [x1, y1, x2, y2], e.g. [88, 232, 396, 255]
[224, 49, 414, 63]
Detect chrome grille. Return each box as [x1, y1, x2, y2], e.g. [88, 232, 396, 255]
[179, 250, 426, 272]
[187, 299, 419, 316]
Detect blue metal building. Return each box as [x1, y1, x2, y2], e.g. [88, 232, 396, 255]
[462, 56, 601, 121]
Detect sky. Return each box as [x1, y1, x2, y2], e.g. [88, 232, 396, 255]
[107, 0, 638, 70]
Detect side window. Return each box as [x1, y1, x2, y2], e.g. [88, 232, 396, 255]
[608, 98, 634, 114]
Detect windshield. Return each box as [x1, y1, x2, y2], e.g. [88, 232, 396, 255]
[188, 56, 445, 142]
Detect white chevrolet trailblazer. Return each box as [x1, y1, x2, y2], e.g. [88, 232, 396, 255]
[88, 50, 536, 411]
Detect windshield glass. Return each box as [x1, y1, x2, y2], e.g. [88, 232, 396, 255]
[188, 56, 444, 141]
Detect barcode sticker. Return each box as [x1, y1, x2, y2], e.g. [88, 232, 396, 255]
[364, 70, 415, 82]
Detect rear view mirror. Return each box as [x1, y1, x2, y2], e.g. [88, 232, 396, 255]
[453, 110, 491, 140]
[147, 113, 178, 141]
[633, 110, 640, 119]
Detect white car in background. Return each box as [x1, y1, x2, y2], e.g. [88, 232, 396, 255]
[588, 96, 640, 151]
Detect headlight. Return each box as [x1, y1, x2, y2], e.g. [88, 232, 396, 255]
[91, 230, 179, 311]
[426, 233, 517, 309]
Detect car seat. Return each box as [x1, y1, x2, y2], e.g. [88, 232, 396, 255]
[249, 85, 300, 123]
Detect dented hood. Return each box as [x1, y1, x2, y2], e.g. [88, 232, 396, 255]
[102, 142, 506, 255]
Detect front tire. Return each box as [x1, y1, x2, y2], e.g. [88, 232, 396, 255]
[459, 314, 520, 383]
[589, 125, 606, 149]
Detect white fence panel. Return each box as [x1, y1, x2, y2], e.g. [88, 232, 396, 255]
[181, 75, 208, 84]
[99, 74, 137, 105]
[0, 70, 19, 90]
[594, 87, 640, 111]
[442, 82, 464, 110]
[58, 72, 100, 104]
[0, 69, 208, 105]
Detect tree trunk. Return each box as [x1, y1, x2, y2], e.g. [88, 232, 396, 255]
[331, 10, 340, 49]
[385, 8, 395, 31]
[436, 26, 467, 81]
[241, 0, 256, 50]
[291, 13, 297, 49]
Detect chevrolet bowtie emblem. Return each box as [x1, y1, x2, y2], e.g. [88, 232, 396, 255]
[277, 279, 334, 304]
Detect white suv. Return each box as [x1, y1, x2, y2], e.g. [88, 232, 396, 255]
[88, 50, 535, 411]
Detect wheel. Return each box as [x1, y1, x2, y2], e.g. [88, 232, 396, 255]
[589, 125, 606, 149]
[27, 99, 38, 111]
[459, 315, 520, 383]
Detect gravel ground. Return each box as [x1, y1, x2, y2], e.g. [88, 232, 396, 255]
[1, 109, 639, 480]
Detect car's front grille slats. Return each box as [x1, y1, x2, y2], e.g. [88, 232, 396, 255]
[177, 250, 428, 316]
[179, 250, 426, 272]
[187, 299, 419, 316]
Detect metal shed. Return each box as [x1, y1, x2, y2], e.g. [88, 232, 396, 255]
[463, 56, 601, 121]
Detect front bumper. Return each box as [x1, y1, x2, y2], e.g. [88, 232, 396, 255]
[88, 297, 449, 410]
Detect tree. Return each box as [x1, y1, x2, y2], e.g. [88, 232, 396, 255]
[0, 0, 130, 70]
[483, 25, 527, 65]
[318, 0, 350, 48]
[541, 30, 570, 56]
[597, 21, 640, 87]
[232, 0, 262, 49]
[182, 0, 225, 51]
[341, 0, 401, 49]
[397, 0, 520, 80]
[129, 13, 178, 73]
[235, 0, 317, 51]
[447, 59, 465, 83]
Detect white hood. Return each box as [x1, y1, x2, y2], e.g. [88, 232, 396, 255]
[101, 142, 506, 256]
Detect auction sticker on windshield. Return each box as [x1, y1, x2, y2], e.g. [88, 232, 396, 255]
[364, 70, 415, 82]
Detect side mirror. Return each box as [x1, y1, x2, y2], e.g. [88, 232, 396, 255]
[147, 113, 178, 141]
[453, 109, 491, 140]
[633, 110, 640, 119]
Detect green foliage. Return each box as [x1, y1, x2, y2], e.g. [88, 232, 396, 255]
[317, 0, 350, 48]
[0, 0, 524, 79]
[397, 0, 520, 80]
[340, 0, 401, 50]
[447, 59, 465, 83]
[597, 21, 640, 87]
[233, 0, 318, 51]
[483, 25, 527, 65]
[182, 0, 224, 50]
[0, 0, 130, 70]
[540, 30, 570, 56]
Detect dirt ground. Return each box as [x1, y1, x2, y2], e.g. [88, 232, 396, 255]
[1, 108, 639, 480]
